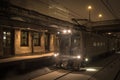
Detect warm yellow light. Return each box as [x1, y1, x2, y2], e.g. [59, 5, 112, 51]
[98, 14, 102, 18]
[86, 68, 97, 72]
[85, 58, 89, 62]
[77, 55, 81, 59]
[63, 30, 67, 34]
[57, 32, 60, 34]
[108, 32, 112, 35]
[68, 30, 71, 33]
[85, 67, 101, 72]
[88, 5, 92, 10]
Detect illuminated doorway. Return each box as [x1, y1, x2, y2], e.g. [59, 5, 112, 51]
[2, 28, 14, 56]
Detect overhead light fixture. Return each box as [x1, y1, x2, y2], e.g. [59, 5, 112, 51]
[85, 58, 89, 62]
[63, 30, 67, 34]
[88, 5, 92, 10]
[57, 32, 60, 34]
[68, 30, 71, 33]
[77, 55, 81, 59]
[98, 14, 103, 18]
[108, 32, 112, 35]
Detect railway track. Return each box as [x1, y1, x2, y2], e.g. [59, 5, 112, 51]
[113, 58, 120, 80]
[114, 66, 120, 80]
[88, 54, 120, 80]
[30, 69, 73, 80]
[29, 68, 59, 80]
[30, 54, 120, 80]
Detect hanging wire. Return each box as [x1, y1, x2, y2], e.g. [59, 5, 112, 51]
[100, 0, 118, 19]
[51, 0, 82, 18]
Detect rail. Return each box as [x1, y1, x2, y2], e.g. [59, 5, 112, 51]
[30, 69, 73, 80]
[88, 54, 120, 80]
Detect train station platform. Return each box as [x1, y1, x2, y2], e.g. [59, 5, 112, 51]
[0, 53, 54, 64]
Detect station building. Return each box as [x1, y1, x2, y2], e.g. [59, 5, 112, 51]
[0, 0, 74, 58]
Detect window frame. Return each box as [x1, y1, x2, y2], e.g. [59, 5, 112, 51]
[33, 32, 41, 46]
[20, 30, 29, 46]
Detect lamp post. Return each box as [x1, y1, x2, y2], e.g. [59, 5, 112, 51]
[88, 5, 92, 22]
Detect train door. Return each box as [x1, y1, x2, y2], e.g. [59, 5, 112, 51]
[45, 33, 50, 52]
[2, 28, 14, 56]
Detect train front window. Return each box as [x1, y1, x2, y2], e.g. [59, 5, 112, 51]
[71, 37, 81, 55]
[72, 37, 80, 47]
[59, 36, 70, 55]
[59, 35, 81, 55]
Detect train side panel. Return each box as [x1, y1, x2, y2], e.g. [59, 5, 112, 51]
[81, 32, 108, 59]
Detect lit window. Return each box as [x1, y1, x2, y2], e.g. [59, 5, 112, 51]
[3, 31, 11, 47]
[21, 30, 29, 46]
[93, 42, 96, 46]
[33, 32, 41, 46]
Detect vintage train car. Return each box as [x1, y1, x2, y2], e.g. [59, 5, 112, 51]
[0, 1, 119, 70]
[54, 29, 118, 70]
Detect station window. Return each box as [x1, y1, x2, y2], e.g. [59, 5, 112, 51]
[33, 32, 41, 46]
[3, 31, 11, 47]
[21, 30, 29, 46]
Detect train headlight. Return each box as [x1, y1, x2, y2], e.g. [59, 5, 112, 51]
[77, 55, 81, 59]
[85, 58, 89, 62]
[54, 53, 59, 57]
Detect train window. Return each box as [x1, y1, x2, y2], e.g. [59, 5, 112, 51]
[72, 37, 80, 46]
[33, 32, 41, 46]
[59, 36, 70, 55]
[74, 39, 77, 43]
[100, 42, 103, 46]
[21, 30, 29, 46]
[97, 42, 100, 46]
[93, 42, 97, 47]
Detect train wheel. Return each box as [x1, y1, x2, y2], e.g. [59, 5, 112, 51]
[67, 60, 73, 69]
[57, 61, 68, 69]
[55, 61, 62, 68]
